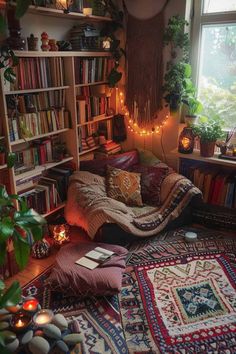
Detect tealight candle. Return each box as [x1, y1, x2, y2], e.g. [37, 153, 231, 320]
[22, 299, 39, 313]
[83, 7, 92, 16]
[33, 309, 54, 326]
[11, 311, 32, 332]
[185, 231, 197, 243]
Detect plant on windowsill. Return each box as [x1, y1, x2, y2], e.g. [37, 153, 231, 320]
[0, 186, 46, 351]
[191, 115, 225, 157]
[163, 15, 201, 117]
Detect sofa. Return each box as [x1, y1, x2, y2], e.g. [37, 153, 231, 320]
[65, 150, 201, 242]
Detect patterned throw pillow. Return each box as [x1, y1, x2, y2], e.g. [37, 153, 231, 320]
[106, 165, 143, 206]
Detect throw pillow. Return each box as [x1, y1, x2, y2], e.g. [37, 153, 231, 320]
[137, 148, 161, 166]
[45, 243, 128, 297]
[131, 164, 170, 206]
[106, 165, 143, 206]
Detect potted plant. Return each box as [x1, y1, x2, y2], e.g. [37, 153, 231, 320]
[0, 186, 46, 351]
[0, 145, 6, 165]
[191, 116, 225, 157]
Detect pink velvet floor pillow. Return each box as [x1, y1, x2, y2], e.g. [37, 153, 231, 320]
[46, 242, 128, 297]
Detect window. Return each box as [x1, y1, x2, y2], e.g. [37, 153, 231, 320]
[192, 0, 236, 129]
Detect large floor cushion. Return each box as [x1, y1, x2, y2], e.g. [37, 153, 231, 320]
[46, 243, 128, 297]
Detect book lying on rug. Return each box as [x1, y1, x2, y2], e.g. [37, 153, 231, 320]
[75, 247, 115, 269]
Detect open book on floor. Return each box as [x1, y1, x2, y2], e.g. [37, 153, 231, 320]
[75, 247, 115, 270]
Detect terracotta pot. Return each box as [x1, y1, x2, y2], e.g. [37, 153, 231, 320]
[200, 140, 216, 157]
[0, 152, 5, 165]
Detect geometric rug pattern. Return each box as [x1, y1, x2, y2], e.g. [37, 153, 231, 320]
[22, 228, 236, 353]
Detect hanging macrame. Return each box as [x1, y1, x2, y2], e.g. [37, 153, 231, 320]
[125, 0, 169, 127]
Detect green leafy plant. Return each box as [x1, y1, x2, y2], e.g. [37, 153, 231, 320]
[163, 15, 201, 114]
[0, 186, 46, 350]
[191, 115, 225, 142]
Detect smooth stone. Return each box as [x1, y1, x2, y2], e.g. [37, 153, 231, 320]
[28, 336, 50, 354]
[0, 309, 9, 315]
[63, 333, 83, 345]
[56, 340, 69, 353]
[1, 330, 16, 344]
[0, 313, 12, 321]
[69, 319, 81, 333]
[0, 321, 9, 330]
[52, 314, 68, 331]
[43, 323, 61, 339]
[5, 338, 19, 353]
[21, 330, 33, 345]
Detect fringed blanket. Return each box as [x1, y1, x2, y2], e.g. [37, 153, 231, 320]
[65, 171, 201, 239]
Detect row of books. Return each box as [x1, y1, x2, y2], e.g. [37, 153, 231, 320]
[180, 160, 235, 209]
[14, 138, 64, 174]
[9, 57, 65, 91]
[18, 165, 74, 214]
[76, 94, 109, 124]
[7, 91, 66, 115]
[74, 57, 114, 84]
[9, 109, 70, 141]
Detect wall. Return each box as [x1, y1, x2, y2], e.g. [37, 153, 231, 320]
[120, 0, 187, 169]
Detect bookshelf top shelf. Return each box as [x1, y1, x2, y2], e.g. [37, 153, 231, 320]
[27, 5, 112, 22]
[14, 51, 112, 58]
[173, 149, 236, 167]
[4, 85, 70, 95]
[10, 128, 70, 146]
[79, 146, 100, 156]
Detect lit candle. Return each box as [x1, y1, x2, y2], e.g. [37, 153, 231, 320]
[83, 7, 92, 16]
[22, 299, 39, 313]
[33, 309, 54, 326]
[11, 312, 32, 332]
[16, 319, 24, 328]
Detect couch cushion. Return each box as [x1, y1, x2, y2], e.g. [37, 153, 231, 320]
[106, 165, 143, 206]
[80, 150, 139, 176]
[137, 148, 161, 166]
[131, 164, 170, 206]
[46, 243, 128, 297]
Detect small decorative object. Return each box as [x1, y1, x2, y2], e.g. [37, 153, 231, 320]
[22, 299, 39, 314]
[102, 39, 111, 50]
[178, 127, 194, 154]
[70, 23, 102, 51]
[27, 34, 39, 51]
[53, 143, 66, 161]
[11, 311, 32, 332]
[52, 224, 70, 246]
[31, 239, 51, 259]
[48, 39, 59, 51]
[57, 40, 72, 51]
[83, 7, 93, 16]
[33, 309, 54, 326]
[41, 32, 50, 51]
[185, 231, 197, 242]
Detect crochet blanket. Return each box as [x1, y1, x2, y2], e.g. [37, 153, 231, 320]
[65, 171, 201, 239]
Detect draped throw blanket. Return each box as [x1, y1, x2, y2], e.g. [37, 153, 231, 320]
[125, 4, 167, 127]
[65, 171, 201, 239]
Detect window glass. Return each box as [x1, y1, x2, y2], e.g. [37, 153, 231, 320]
[203, 0, 236, 13]
[198, 24, 236, 129]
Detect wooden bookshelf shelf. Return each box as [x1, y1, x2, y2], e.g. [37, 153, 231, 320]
[15, 156, 73, 183]
[77, 114, 113, 127]
[14, 51, 112, 58]
[0, 164, 7, 170]
[0, 136, 5, 140]
[43, 203, 66, 218]
[79, 146, 100, 156]
[174, 149, 236, 167]
[75, 81, 108, 88]
[4, 85, 70, 95]
[10, 128, 70, 146]
[27, 5, 112, 22]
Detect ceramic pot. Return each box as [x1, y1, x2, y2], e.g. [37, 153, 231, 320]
[200, 140, 216, 157]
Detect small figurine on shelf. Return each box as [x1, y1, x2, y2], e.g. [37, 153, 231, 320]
[27, 34, 39, 51]
[41, 32, 50, 51]
[49, 39, 59, 51]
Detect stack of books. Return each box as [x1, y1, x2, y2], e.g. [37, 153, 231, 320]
[95, 140, 121, 158]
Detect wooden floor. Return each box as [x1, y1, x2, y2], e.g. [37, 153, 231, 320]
[5, 226, 91, 288]
[5, 225, 235, 288]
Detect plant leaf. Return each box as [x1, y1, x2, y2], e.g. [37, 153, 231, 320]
[4, 68, 16, 84]
[0, 217, 14, 241]
[15, 0, 31, 19]
[7, 152, 16, 168]
[13, 235, 30, 270]
[14, 209, 46, 227]
[0, 281, 21, 308]
[30, 225, 43, 242]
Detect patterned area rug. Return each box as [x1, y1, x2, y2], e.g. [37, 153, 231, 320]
[22, 228, 236, 354]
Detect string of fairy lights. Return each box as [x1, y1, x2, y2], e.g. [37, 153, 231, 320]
[116, 88, 169, 136]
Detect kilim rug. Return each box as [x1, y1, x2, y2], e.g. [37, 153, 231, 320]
[22, 228, 236, 354]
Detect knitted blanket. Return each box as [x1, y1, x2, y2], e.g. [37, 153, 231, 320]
[65, 171, 201, 239]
